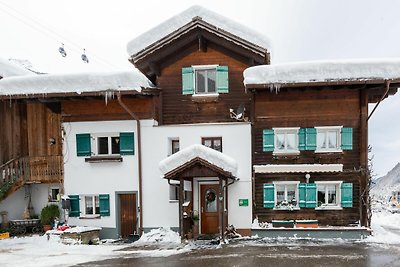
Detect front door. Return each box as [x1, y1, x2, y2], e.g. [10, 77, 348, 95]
[200, 184, 219, 234]
[119, 193, 136, 238]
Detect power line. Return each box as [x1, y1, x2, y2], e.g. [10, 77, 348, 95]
[0, 1, 123, 70]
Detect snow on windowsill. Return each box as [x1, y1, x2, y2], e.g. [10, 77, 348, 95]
[315, 149, 343, 154]
[191, 93, 219, 102]
[315, 206, 343, 211]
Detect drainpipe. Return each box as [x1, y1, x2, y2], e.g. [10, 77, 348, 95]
[117, 94, 143, 235]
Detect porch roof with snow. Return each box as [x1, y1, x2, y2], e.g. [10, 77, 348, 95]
[0, 70, 156, 99]
[159, 144, 238, 180]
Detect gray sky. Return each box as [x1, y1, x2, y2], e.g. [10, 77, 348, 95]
[1, 0, 399, 177]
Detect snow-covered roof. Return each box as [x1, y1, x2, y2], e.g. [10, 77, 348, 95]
[244, 58, 400, 87]
[253, 164, 343, 173]
[0, 70, 154, 97]
[0, 57, 33, 78]
[159, 144, 238, 177]
[127, 5, 271, 57]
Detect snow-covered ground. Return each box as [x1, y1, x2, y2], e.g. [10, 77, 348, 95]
[1, 214, 400, 267]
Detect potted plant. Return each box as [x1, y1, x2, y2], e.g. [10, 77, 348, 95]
[40, 204, 60, 232]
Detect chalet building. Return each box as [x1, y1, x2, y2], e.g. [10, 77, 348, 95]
[127, 5, 270, 238]
[243, 60, 400, 230]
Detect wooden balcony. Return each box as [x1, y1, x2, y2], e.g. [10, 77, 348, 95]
[0, 156, 63, 200]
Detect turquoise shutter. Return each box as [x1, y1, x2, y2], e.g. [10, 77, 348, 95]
[69, 195, 80, 217]
[306, 183, 317, 208]
[341, 183, 353, 207]
[263, 184, 275, 208]
[305, 128, 317, 150]
[182, 67, 194, 95]
[216, 66, 229, 93]
[76, 134, 91, 157]
[99, 194, 110, 216]
[298, 183, 306, 207]
[341, 128, 353, 150]
[298, 128, 306, 151]
[120, 132, 134, 155]
[263, 129, 274, 152]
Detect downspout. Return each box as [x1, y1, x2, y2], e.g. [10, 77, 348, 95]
[117, 94, 143, 235]
[367, 80, 390, 121]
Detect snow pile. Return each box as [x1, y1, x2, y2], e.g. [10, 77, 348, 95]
[0, 234, 127, 267]
[136, 227, 181, 243]
[0, 57, 33, 78]
[364, 211, 400, 245]
[127, 5, 271, 56]
[0, 70, 154, 96]
[159, 144, 238, 177]
[243, 58, 400, 86]
[63, 226, 101, 233]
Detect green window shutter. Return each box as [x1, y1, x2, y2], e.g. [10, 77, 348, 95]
[182, 67, 194, 95]
[341, 183, 353, 207]
[298, 183, 306, 208]
[76, 134, 91, 157]
[305, 128, 317, 150]
[99, 194, 110, 216]
[263, 129, 275, 152]
[69, 195, 80, 217]
[263, 184, 275, 208]
[305, 183, 317, 208]
[298, 128, 306, 151]
[120, 132, 134, 155]
[341, 128, 353, 150]
[216, 66, 229, 93]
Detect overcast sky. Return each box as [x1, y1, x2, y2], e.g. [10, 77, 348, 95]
[1, 0, 399, 177]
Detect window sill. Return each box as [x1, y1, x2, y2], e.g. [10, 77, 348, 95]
[85, 156, 123, 163]
[315, 149, 343, 154]
[79, 215, 101, 219]
[273, 151, 300, 156]
[169, 200, 179, 203]
[191, 93, 219, 103]
[273, 207, 300, 211]
[315, 206, 343, 211]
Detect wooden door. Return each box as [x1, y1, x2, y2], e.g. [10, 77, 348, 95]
[120, 193, 136, 238]
[200, 184, 219, 234]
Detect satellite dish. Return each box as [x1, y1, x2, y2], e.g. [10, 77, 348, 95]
[229, 103, 246, 121]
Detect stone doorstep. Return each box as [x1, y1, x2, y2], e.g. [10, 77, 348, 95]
[61, 230, 100, 245]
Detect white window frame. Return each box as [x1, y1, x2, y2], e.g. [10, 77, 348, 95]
[315, 181, 343, 210]
[168, 137, 180, 156]
[273, 181, 300, 210]
[273, 127, 300, 155]
[192, 65, 219, 96]
[81, 195, 100, 217]
[315, 126, 342, 153]
[91, 133, 120, 156]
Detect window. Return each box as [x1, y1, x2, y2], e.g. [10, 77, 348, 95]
[68, 194, 110, 218]
[76, 132, 134, 157]
[182, 65, 229, 95]
[196, 68, 216, 94]
[49, 188, 60, 202]
[274, 182, 299, 210]
[202, 137, 222, 152]
[171, 139, 180, 155]
[316, 181, 342, 209]
[84, 195, 100, 215]
[169, 181, 192, 202]
[316, 126, 341, 152]
[274, 128, 299, 154]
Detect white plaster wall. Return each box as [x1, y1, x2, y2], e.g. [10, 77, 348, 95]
[141, 120, 252, 229]
[62, 120, 138, 228]
[0, 184, 56, 221]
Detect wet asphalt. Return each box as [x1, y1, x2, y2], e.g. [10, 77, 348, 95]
[74, 238, 400, 267]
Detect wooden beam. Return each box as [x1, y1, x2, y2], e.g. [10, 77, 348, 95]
[198, 34, 207, 52]
[149, 62, 161, 77]
[179, 178, 184, 241]
[219, 178, 224, 241]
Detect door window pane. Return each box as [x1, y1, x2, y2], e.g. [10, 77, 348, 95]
[205, 189, 217, 212]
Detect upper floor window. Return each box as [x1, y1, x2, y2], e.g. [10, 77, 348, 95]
[171, 139, 180, 154]
[76, 132, 134, 157]
[182, 65, 229, 95]
[202, 137, 222, 152]
[316, 126, 341, 152]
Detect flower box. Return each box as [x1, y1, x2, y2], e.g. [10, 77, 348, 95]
[0, 232, 10, 239]
[272, 220, 295, 228]
[295, 220, 318, 228]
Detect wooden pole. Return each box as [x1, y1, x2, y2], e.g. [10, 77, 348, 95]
[219, 178, 224, 241]
[179, 178, 184, 241]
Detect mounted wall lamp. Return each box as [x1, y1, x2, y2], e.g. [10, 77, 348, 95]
[49, 137, 56, 145]
[305, 173, 310, 183]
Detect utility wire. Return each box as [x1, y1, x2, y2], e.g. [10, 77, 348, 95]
[0, 1, 123, 70]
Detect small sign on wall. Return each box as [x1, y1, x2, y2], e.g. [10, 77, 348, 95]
[239, 199, 249, 207]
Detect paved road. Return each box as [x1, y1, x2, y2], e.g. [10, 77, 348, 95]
[75, 239, 400, 267]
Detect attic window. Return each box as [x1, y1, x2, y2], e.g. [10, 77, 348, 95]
[182, 65, 229, 95]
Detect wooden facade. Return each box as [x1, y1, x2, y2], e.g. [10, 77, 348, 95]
[250, 84, 398, 227]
